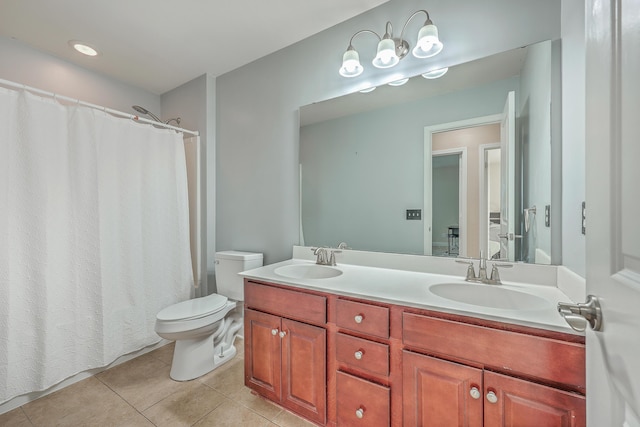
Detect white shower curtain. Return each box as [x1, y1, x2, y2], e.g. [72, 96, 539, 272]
[0, 88, 193, 403]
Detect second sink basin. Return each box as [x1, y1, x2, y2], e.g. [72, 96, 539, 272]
[274, 264, 343, 280]
[429, 282, 550, 310]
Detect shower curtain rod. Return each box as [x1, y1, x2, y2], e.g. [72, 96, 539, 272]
[0, 78, 199, 136]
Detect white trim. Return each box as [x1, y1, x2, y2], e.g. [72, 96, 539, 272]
[424, 114, 502, 258]
[479, 142, 501, 258]
[432, 147, 467, 257]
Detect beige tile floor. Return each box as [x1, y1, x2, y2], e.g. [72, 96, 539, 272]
[0, 339, 315, 427]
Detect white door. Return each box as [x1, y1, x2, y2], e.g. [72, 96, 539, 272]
[585, 0, 640, 425]
[423, 128, 433, 256]
[499, 91, 516, 261]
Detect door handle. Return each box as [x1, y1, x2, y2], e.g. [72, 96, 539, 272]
[557, 295, 602, 332]
[497, 233, 522, 240]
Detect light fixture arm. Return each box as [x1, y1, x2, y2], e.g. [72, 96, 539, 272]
[347, 29, 382, 49]
[398, 10, 431, 43]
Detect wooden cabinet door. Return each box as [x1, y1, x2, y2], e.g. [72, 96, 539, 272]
[483, 371, 586, 427]
[244, 308, 282, 402]
[281, 318, 327, 425]
[402, 351, 483, 427]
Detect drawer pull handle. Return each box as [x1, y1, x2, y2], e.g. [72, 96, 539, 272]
[354, 314, 364, 324]
[469, 386, 481, 399]
[355, 407, 365, 419]
[354, 350, 364, 360]
[279, 331, 287, 338]
[271, 328, 279, 336]
[486, 391, 498, 404]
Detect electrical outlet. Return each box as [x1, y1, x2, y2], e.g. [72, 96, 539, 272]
[406, 209, 422, 220]
[545, 205, 550, 227]
[582, 202, 586, 234]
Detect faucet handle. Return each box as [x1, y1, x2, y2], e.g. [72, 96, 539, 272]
[337, 242, 350, 249]
[456, 259, 476, 280]
[489, 263, 512, 283]
[329, 250, 341, 266]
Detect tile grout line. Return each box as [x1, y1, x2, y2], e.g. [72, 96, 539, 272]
[93, 372, 159, 425]
[19, 406, 36, 427]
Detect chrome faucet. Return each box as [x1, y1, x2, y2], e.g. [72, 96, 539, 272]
[311, 247, 341, 266]
[456, 252, 512, 285]
[313, 247, 328, 265]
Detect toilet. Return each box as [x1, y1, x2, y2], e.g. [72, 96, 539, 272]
[155, 250, 263, 381]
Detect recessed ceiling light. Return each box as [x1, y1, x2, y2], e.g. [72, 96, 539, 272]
[359, 86, 376, 93]
[69, 40, 99, 57]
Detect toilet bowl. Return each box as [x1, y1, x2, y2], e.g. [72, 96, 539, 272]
[155, 251, 263, 381]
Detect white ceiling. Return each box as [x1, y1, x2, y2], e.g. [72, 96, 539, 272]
[0, 0, 387, 95]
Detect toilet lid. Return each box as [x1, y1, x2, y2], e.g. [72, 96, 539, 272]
[157, 294, 229, 321]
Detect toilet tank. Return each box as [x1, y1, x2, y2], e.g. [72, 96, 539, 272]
[215, 251, 263, 301]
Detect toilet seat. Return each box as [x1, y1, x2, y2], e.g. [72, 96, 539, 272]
[157, 294, 228, 322]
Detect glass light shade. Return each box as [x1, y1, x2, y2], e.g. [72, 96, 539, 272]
[421, 67, 449, 79]
[372, 38, 399, 69]
[339, 48, 364, 77]
[412, 23, 443, 58]
[388, 78, 409, 86]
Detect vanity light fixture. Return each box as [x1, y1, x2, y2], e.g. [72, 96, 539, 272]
[421, 67, 449, 79]
[338, 9, 443, 78]
[69, 40, 99, 57]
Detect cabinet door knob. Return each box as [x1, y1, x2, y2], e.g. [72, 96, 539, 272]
[486, 391, 498, 404]
[279, 331, 287, 338]
[271, 328, 279, 336]
[354, 350, 364, 360]
[354, 314, 364, 324]
[469, 386, 481, 399]
[355, 407, 365, 419]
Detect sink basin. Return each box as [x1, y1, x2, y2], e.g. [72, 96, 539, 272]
[274, 264, 343, 280]
[429, 282, 549, 310]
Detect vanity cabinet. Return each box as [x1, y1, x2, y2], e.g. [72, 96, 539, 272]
[244, 281, 327, 425]
[243, 278, 586, 427]
[402, 312, 586, 427]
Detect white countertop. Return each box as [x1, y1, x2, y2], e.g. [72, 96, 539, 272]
[240, 257, 581, 336]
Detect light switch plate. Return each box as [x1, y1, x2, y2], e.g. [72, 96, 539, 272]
[406, 209, 421, 220]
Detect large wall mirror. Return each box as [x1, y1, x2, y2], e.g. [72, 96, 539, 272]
[300, 39, 560, 264]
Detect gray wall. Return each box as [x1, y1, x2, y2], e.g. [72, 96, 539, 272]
[561, 0, 586, 277]
[432, 159, 460, 251]
[161, 74, 216, 294]
[216, 0, 562, 265]
[518, 41, 552, 262]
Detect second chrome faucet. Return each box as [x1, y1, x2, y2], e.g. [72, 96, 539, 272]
[312, 247, 341, 266]
[456, 252, 512, 285]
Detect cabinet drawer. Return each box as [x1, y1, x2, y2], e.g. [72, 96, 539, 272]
[244, 281, 326, 325]
[336, 299, 389, 339]
[336, 371, 389, 427]
[402, 312, 585, 390]
[336, 333, 389, 377]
